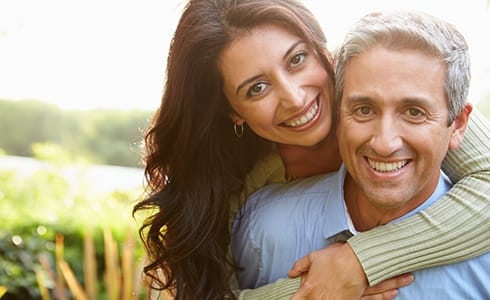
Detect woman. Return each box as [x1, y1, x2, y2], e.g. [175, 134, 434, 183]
[133, 0, 489, 299]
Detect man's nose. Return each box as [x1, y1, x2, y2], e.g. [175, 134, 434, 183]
[369, 116, 404, 157]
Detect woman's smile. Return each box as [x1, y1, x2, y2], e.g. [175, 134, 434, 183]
[281, 96, 320, 129]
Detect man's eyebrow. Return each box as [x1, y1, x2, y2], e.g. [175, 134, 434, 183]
[400, 97, 434, 107]
[342, 95, 434, 106]
[342, 95, 371, 105]
[235, 40, 305, 96]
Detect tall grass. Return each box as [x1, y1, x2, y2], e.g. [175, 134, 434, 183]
[36, 228, 148, 300]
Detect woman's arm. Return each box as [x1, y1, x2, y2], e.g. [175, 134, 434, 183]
[232, 278, 300, 300]
[349, 109, 489, 285]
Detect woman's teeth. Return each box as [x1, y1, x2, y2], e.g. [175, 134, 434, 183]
[284, 101, 319, 128]
[368, 159, 408, 172]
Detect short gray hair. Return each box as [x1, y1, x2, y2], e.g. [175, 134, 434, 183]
[335, 11, 470, 124]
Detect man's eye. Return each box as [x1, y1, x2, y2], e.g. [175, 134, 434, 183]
[407, 107, 424, 117]
[360, 106, 371, 115]
[356, 106, 372, 115]
[246, 82, 268, 97]
[351, 105, 374, 120]
[401, 107, 428, 123]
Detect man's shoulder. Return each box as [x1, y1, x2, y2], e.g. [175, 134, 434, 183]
[237, 172, 341, 229]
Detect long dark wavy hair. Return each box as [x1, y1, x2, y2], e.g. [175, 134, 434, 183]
[133, 0, 334, 299]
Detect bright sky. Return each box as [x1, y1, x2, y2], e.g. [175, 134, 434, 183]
[1, 0, 489, 110]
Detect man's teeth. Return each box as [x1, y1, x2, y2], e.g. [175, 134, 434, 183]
[368, 159, 408, 172]
[284, 101, 319, 127]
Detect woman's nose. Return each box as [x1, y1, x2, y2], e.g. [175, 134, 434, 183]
[277, 76, 305, 110]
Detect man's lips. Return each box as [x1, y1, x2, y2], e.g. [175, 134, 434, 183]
[367, 158, 409, 172]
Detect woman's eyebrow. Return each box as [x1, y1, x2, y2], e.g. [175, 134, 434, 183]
[236, 75, 262, 96]
[235, 39, 304, 96]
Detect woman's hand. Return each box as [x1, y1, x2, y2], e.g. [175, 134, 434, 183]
[288, 243, 414, 300]
[361, 274, 414, 300]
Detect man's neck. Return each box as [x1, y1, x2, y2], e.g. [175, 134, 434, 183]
[343, 173, 439, 232]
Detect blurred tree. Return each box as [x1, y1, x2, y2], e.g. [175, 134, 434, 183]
[0, 99, 151, 167]
[31, 142, 72, 164]
[82, 109, 149, 167]
[0, 100, 66, 156]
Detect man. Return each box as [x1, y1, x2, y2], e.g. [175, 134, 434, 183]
[231, 11, 489, 299]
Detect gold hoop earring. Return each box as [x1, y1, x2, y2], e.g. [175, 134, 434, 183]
[234, 123, 244, 138]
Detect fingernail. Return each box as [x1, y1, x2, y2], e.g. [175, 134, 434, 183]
[403, 274, 415, 283]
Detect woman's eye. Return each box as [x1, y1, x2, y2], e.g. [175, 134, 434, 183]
[246, 82, 268, 97]
[289, 52, 306, 68]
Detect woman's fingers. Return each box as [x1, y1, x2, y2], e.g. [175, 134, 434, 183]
[363, 273, 414, 296]
[361, 289, 398, 300]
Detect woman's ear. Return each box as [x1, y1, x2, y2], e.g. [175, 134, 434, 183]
[229, 112, 245, 125]
[448, 103, 473, 150]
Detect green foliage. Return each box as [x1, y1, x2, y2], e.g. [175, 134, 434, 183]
[0, 169, 69, 229]
[0, 160, 146, 299]
[81, 109, 149, 167]
[0, 229, 53, 300]
[0, 99, 152, 167]
[31, 143, 73, 164]
[0, 100, 67, 157]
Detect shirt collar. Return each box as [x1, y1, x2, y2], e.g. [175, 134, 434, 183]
[325, 164, 451, 240]
[322, 165, 353, 240]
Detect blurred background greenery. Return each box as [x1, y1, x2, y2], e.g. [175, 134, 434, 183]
[0, 99, 152, 299]
[0, 99, 151, 168]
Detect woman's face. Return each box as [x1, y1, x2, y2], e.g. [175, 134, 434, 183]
[220, 23, 334, 146]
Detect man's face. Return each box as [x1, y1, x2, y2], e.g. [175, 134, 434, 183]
[338, 46, 464, 216]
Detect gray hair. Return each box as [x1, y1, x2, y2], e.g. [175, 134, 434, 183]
[334, 11, 470, 124]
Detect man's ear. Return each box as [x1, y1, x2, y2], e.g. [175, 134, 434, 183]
[448, 103, 473, 150]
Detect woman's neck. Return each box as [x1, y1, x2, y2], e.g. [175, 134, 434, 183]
[276, 133, 342, 178]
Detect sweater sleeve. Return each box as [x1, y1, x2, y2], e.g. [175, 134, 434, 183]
[235, 278, 300, 300]
[348, 109, 490, 285]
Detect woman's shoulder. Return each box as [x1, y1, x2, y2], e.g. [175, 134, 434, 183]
[243, 151, 287, 197]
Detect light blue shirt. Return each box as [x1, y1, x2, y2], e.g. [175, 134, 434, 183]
[231, 165, 490, 299]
